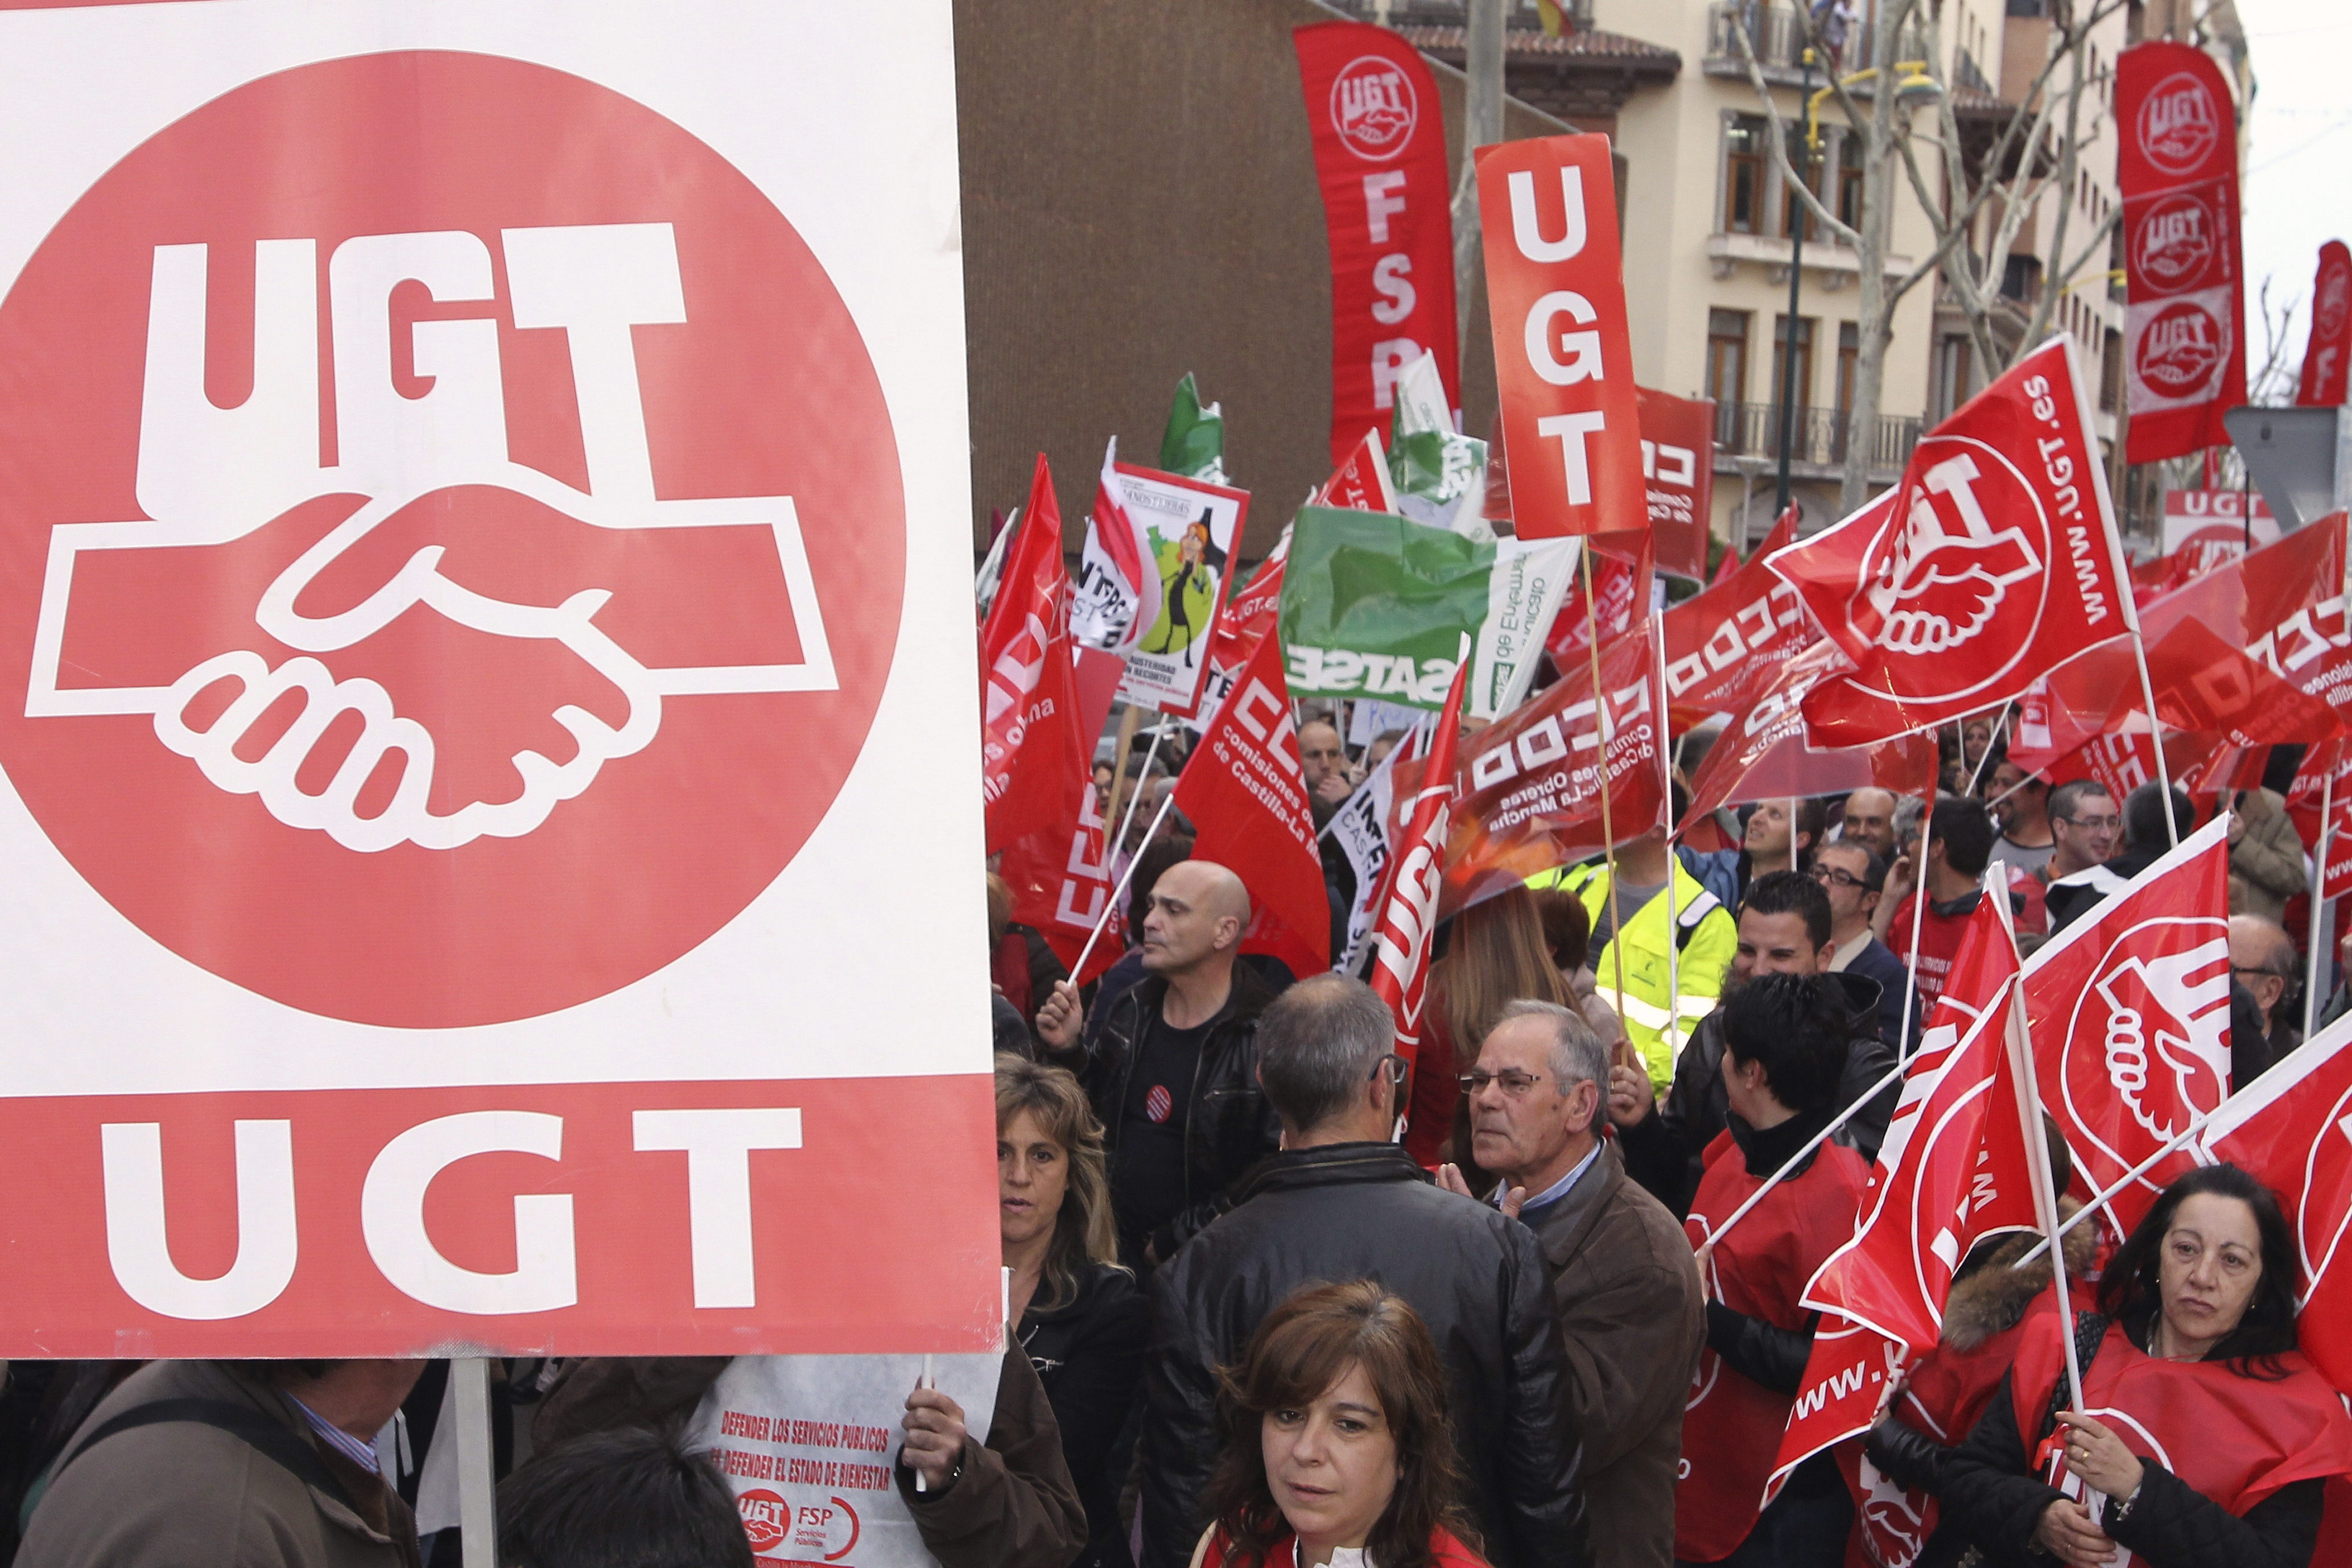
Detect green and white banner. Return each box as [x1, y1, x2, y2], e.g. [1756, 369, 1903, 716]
[1277, 507, 1575, 721]
[1158, 372, 1226, 485]
[1387, 351, 1488, 539]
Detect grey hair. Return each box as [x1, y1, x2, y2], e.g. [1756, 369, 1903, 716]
[1494, 999, 1608, 1134]
[1258, 973, 1394, 1133]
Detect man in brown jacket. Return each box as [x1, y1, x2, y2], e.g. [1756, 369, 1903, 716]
[16, 1357, 421, 1568]
[1443, 999, 1706, 1568]
[534, 1340, 1084, 1568]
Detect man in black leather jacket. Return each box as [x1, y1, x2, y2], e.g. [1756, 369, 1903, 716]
[1608, 869, 1901, 1216]
[1140, 975, 1592, 1568]
[1037, 860, 1282, 1265]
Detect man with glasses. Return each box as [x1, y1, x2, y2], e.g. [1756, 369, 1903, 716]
[1141, 974, 1592, 1568]
[1438, 1002, 1701, 1568]
[1810, 842, 1917, 1052]
[2042, 779, 2127, 932]
[2227, 913, 2300, 1075]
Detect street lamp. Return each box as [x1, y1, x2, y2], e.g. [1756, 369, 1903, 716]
[1773, 48, 1817, 516]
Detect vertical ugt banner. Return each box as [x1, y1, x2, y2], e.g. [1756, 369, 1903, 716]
[1476, 135, 1644, 539]
[0, 2, 997, 1358]
[1294, 22, 1459, 471]
[2119, 40, 2246, 463]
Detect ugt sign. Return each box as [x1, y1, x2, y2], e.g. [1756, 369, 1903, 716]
[0, 10, 997, 1356]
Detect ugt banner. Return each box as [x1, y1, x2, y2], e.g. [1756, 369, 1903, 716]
[2299, 240, 2351, 408]
[2119, 40, 2246, 462]
[0, 3, 996, 1359]
[1294, 22, 1459, 471]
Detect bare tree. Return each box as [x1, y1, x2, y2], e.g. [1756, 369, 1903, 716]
[1731, 0, 2126, 509]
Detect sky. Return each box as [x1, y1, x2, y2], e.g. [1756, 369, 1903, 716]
[2237, 0, 2352, 395]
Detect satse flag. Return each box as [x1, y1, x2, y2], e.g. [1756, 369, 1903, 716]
[0, 6, 996, 1357]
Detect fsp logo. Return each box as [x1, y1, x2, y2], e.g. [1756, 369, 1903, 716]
[1330, 57, 1418, 160]
[0, 53, 903, 1028]
[1862, 444, 2044, 668]
[2137, 72, 2221, 176]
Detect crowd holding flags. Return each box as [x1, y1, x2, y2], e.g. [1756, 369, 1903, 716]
[975, 34, 2352, 1557]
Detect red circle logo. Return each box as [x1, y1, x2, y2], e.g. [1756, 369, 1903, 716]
[0, 52, 904, 1028]
[2136, 71, 2220, 176]
[2130, 191, 2218, 292]
[1328, 56, 1420, 161]
[737, 1489, 789, 1555]
[2060, 917, 2231, 1203]
[2318, 270, 2351, 343]
[2135, 299, 2227, 397]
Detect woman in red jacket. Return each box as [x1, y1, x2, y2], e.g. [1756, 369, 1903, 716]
[1189, 1281, 1487, 1568]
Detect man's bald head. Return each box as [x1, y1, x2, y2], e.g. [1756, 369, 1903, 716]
[2228, 914, 2298, 1030]
[1297, 721, 1347, 791]
[1842, 788, 1898, 859]
[1141, 860, 1251, 978]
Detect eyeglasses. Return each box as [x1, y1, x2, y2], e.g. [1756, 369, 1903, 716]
[1809, 866, 1878, 891]
[1370, 1053, 1411, 1088]
[1458, 1068, 1548, 1097]
[2230, 964, 2285, 984]
[2057, 814, 2121, 831]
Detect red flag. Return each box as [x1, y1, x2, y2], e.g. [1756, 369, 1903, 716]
[2199, 1016, 2352, 1395]
[1636, 385, 1716, 580]
[1317, 427, 1402, 513]
[1368, 658, 1470, 1097]
[1764, 899, 2040, 1504]
[1441, 625, 1666, 913]
[2299, 241, 2352, 408]
[1475, 134, 1644, 538]
[1661, 509, 1808, 725]
[1708, 544, 1739, 589]
[995, 785, 1121, 988]
[1772, 339, 2134, 743]
[1683, 642, 1937, 822]
[2020, 815, 2233, 1238]
[980, 456, 1083, 849]
[1070, 440, 1166, 657]
[2119, 43, 2246, 462]
[1174, 627, 1332, 977]
[1545, 529, 1654, 670]
[1292, 24, 1459, 469]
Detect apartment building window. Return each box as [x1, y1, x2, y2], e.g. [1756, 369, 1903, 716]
[2101, 327, 2124, 414]
[1780, 123, 1818, 240]
[1707, 310, 1751, 407]
[1935, 335, 1974, 422]
[1835, 321, 1859, 416]
[1837, 135, 1865, 230]
[1772, 314, 1815, 408]
[1724, 117, 1767, 233]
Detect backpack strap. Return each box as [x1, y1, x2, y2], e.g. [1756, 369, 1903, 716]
[52, 1396, 365, 1518]
[1674, 889, 1723, 952]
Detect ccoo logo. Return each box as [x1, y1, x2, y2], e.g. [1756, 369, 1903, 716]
[1328, 56, 1419, 161]
[2135, 300, 2228, 397]
[0, 53, 904, 1028]
[2130, 192, 2219, 293]
[2137, 72, 2221, 176]
[1854, 439, 2047, 700]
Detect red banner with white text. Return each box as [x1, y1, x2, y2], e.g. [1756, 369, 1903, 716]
[2300, 241, 2351, 408]
[1637, 385, 1716, 580]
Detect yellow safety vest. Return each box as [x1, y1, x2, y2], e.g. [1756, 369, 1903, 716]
[1526, 859, 1735, 1094]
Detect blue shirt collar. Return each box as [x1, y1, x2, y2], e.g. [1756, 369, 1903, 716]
[1499, 1138, 1602, 1220]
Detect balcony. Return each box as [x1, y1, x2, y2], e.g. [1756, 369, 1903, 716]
[1713, 401, 1921, 478]
[1703, 2, 1929, 85]
[1707, 230, 1916, 288]
[1330, 0, 1597, 28]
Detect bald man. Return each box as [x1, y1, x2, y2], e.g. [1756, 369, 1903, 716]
[1841, 787, 1898, 861]
[2229, 913, 2302, 1068]
[1035, 860, 1281, 1264]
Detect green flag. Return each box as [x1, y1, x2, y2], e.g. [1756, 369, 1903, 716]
[1386, 350, 1487, 537]
[1278, 507, 1576, 720]
[1158, 373, 1225, 485]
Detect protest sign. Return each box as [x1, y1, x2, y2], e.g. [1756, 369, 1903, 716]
[0, 2, 993, 1357]
[688, 1350, 1004, 1568]
[1475, 134, 1644, 538]
[1278, 506, 1574, 720]
[1107, 461, 1250, 719]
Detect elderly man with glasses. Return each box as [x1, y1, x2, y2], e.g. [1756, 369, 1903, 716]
[1439, 1002, 1702, 1568]
[1140, 973, 1593, 1568]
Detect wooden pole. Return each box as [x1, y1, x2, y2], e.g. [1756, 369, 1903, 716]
[1577, 548, 1633, 1058]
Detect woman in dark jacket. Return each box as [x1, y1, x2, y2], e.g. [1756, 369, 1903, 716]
[1935, 1164, 2352, 1568]
[998, 1054, 1149, 1568]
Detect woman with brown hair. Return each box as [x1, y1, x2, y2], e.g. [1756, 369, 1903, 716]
[996, 1053, 1149, 1568]
[1416, 885, 1582, 1173]
[1191, 1281, 1487, 1568]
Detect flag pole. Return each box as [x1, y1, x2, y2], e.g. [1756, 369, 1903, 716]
[1893, 789, 1931, 1056]
[1656, 614, 1686, 1068]
[1102, 701, 1145, 840]
[1576, 544, 1635, 1074]
[1109, 717, 1171, 864]
[2000, 895, 2092, 1429]
[2306, 760, 2336, 1043]
[1965, 700, 2012, 797]
[2008, 1108, 2217, 1271]
[2127, 635, 2179, 848]
[1693, 1051, 1911, 1261]
[1071, 787, 1180, 979]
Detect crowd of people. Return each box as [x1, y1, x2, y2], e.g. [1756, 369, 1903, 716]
[0, 713, 2345, 1568]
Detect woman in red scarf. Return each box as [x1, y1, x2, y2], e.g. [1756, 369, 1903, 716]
[1937, 1163, 2352, 1568]
[1188, 1281, 1487, 1568]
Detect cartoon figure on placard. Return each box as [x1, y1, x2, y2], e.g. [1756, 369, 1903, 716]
[1145, 512, 1225, 666]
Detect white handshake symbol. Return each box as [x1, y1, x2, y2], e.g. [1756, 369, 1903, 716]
[29, 223, 834, 851]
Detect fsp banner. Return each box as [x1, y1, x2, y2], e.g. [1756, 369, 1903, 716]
[0, 2, 996, 1357]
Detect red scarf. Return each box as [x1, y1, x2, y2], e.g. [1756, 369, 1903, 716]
[1675, 1129, 1871, 1563]
[1194, 1524, 1489, 1568]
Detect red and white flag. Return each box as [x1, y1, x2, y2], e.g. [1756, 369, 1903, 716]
[1635, 385, 1717, 581]
[1319, 426, 1404, 514]
[1661, 507, 1807, 725]
[1070, 439, 1165, 657]
[1772, 339, 2135, 744]
[1683, 641, 1937, 823]
[1174, 626, 1332, 978]
[1545, 528, 1653, 670]
[2198, 1014, 2352, 1395]
[2020, 814, 2234, 1237]
[2299, 240, 2352, 409]
[1368, 657, 1468, 1096]
[1765, 898, 2039, 1503]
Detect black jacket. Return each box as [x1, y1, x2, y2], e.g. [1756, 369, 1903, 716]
[1934, 1315, 2325, 1568]
[1069, 965, 1282, 1260]
[1616, 969, 1901, 1216]
[1020, 1263, 1149, 1568]
[1141, 1142, 1591, 1568]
